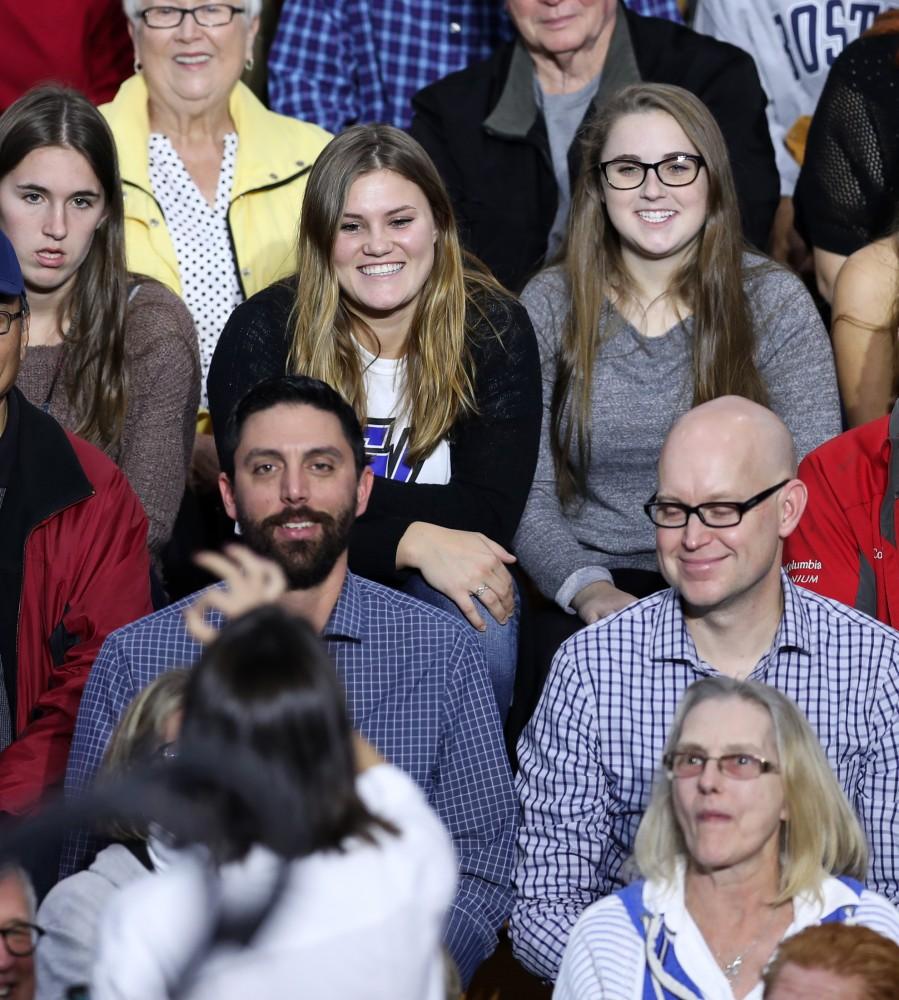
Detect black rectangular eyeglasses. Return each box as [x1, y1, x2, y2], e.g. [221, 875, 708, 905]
[600, 154, 705, 190]
[138, 4, 245, 28]
[643, 479, 790, 529]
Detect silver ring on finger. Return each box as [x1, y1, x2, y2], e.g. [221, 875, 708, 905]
[473, 583, 489, 598]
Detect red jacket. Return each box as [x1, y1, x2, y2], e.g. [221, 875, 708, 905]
[784, 403, 899, 627]
[0, 389, 152, 814]
[0, 0, 132, 111]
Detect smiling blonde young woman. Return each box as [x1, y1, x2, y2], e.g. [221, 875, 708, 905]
[207, 125, 542, 715]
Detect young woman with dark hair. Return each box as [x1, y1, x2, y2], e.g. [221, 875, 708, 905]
[514, 83, 841, 653]
[91, 603, 456, 1000]
[207, 124, 542, 715]
[0, 85, 200, 557]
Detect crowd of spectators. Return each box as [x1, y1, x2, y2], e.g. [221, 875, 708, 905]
[1, 1, 899, 998]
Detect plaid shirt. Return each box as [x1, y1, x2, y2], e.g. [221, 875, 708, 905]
[511, 573, 899, 981]
[267, 1, 682, 134]
[63, 572, 516, 986]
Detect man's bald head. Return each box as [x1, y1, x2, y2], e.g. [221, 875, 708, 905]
[653, 396, 807, 617]
[660, 396, 797, 487]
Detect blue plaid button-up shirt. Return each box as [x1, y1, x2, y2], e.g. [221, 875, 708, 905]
[510, 573, 899, 981]
[267, 1, 682, 134]
[64, 572, 517, 985]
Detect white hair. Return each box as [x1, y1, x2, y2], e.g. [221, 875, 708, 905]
[123, 1, 263, 20]
[0, 866, 37, 921]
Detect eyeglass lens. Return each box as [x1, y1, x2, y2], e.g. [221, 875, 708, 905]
[603, 157, 700, 189]
[143, 4, 242, 28]
[1, 924, 40, 957]
[667, 752, 768, 780]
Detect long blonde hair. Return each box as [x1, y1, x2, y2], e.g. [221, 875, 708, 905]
[634, 677, 868, 905]
[288, 125, 506, 467]
[554, 83, 769, 505]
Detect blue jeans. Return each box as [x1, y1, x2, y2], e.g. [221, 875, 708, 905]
[401, 573, 519, 722]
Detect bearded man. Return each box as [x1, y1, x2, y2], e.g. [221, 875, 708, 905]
[62, 376, 516, 986]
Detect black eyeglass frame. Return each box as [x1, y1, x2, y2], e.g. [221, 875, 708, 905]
[643, 479, 791, 529]
[0, 921, 45, 957]
[599, 154, 706, 190]
[663, 751, 780, 781]
[0, 307, 28, 336]
[137, 4, 246, 28]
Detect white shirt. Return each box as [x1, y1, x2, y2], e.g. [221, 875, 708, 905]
[693, 1, 899, 195]
[91, 764, 457, 1000]
[360, 342, 451, 485]
[554, 865, 899, 999]
[148, 132, 244, 404]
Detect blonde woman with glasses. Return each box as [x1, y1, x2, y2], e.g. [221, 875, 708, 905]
[554, 677, 899, 1000]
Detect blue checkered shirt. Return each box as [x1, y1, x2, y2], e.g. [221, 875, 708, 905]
[267, 1, 682, 133]
[63, 572, 516, 986]
[510, 573, 899, 981]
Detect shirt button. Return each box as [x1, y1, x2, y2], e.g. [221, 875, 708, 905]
[269, 172, 278, 180]
[449, 21, 461, 33]
[149, 218, 160, 227]
[241, 267, 251, 277]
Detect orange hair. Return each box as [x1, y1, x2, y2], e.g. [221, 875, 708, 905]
[763, 924, 899, 999]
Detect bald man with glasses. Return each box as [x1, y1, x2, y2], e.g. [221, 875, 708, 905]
[511, 395, 899, 982]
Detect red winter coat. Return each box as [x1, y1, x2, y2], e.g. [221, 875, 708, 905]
[0, 389, 152, 814]
[784, 402, 899, 627]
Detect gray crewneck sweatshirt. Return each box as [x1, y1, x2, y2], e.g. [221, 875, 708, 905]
[514, 254, 842, 609]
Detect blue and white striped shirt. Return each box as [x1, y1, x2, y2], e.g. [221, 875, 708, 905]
[511, 573, 899, 981]
[554, 868, 899, 999]
[64, 572, 516, 986]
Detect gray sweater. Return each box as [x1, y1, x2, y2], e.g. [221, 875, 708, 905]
[514, 257, 842, 609]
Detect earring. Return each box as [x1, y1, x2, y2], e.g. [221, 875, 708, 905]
[245, 55, 255, 72]
[134, 59, 142, 73]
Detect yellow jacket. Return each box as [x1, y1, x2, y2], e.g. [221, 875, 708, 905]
[101, 74, 331, 299]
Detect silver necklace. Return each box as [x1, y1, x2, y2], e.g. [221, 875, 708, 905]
[715, 909, 780, 983]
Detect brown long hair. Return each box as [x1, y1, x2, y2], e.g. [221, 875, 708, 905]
[287, 124, 507, 467]
[0, 85, 129, 448]
[552, 83, 768, 504]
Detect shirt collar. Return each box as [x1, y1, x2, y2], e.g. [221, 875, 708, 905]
[483, 2, 640, 139]
[649, 571, 811, 668]
[770, 570, 812, 655]
[644, 861, 862, 935]
[321, 571, 364, 643]
[649, 587, 702, 666]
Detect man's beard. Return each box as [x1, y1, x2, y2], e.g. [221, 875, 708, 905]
[235, 500, 355, 590]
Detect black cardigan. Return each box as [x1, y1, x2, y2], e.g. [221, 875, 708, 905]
[411, 3, 779, 292]
[206, 280, 542, 585]
[794, 32, 899, 257]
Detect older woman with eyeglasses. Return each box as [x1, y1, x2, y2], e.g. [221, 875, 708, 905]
[554, 677, 899, 1000]
[104, 2, 330, 487]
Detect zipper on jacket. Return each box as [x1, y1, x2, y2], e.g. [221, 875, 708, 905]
[226, 164, 313, 299]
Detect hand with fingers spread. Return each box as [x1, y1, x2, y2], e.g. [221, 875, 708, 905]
[571, 580, 637, 625]
[183, 545, 288, 644]
[396, 522, 516, 632]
